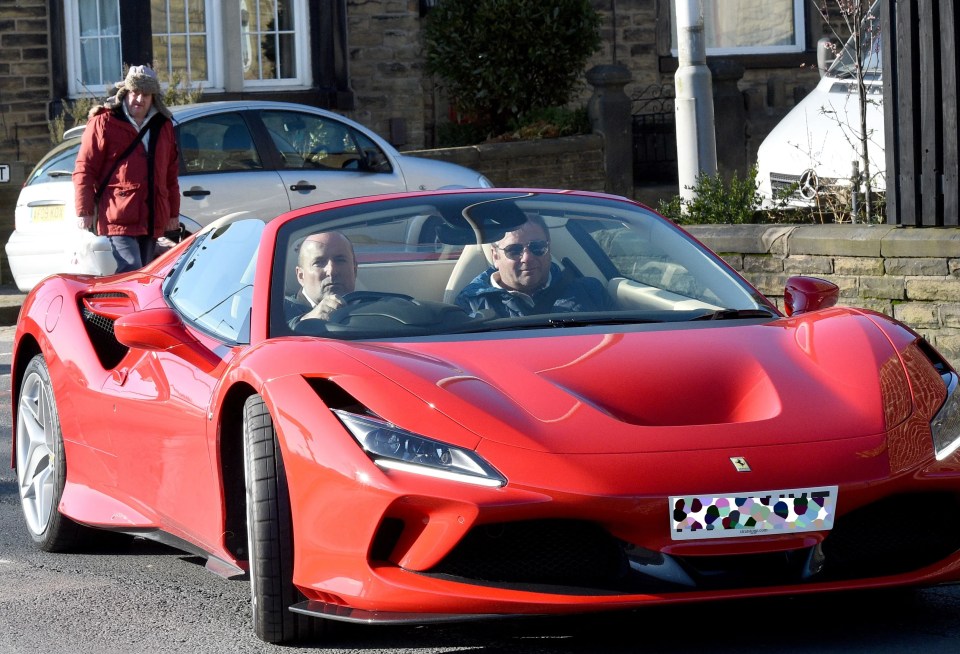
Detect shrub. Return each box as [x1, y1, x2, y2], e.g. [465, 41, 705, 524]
[502, 106, 591, 140]
[424, 0, 601, 136]
[657, 167, 763, 225]
[48, 96, 99, 143]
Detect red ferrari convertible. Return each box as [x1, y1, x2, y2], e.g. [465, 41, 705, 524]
[11, 189, 960, 644]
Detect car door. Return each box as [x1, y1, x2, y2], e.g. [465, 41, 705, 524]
[257, 109, 407, 209]
[99, 219, 262, 545]
[176, 111, 291, 228]
[99, 346, 224, 540]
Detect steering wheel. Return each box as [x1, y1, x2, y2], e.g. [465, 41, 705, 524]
[341, 290, 414, 305]
[294, 291, 473, 335]
[323, 291, 415, 325]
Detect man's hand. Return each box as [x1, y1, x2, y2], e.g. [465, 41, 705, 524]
[300, 293, 346, 322]
[77, 215, 95, 230]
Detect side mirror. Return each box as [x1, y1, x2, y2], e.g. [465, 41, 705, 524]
[114, 307, 221, 372]
[783, 276, 840, 316]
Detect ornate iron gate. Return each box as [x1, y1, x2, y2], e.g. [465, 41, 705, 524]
[632, 85, 678, 184]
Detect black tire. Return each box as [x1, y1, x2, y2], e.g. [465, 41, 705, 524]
[15, 354, 90, 552]
[242, 394, 323, 644]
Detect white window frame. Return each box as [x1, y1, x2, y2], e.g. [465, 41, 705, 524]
[151, 0, 225, 92]
[240, 0, 311, 90]
[64, 0, 123, 97]
[63, 0, 311, 98]
[671, 0, 806, 56]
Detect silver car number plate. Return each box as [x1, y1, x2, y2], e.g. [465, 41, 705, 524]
[670, 486, 837, 541]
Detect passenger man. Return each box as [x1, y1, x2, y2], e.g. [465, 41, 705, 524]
[455, 215, 613, 317]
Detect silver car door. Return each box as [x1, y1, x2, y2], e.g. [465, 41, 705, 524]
[177, 112, 290, 228]
[258, 109, 406, 210]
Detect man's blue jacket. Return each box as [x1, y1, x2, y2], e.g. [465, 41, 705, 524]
[455, 262, 614, 318]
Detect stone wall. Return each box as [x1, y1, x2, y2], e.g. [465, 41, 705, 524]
[0, 0, 50, 283]
[343, 1, 827, 158]
[342, 1, 431, 151]
[686, 224, 960, 367]
[407, 134, 607, 192]
[0, 0, 51, 169]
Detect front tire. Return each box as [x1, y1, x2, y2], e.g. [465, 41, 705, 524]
[15, 354, 89, 551]
[242, 394, 321, 644]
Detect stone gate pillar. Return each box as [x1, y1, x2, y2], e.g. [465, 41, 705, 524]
[587, 64, 633, 199]
[708, 59, 747, 180]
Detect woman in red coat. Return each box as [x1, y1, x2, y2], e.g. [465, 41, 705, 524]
[73, 64, 180, 273]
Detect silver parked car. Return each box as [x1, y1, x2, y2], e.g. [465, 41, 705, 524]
[6, 100, 492, 292]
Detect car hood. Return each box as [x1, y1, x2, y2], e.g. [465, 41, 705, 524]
[395, 154, 491, 190]
[335, 309, 910, 455]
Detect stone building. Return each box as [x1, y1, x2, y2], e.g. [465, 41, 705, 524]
[2, 1, 831, 170]
[0, 0, 832, 279]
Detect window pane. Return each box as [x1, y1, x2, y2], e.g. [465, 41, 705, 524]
[77, 0, 122, 87]
[101, 36, 121, 82]
[671, 0, 804, 55]
[276, 0, 293, 30]
[167, 218, 263, 343]
[79, 40, 102, 86]
[152, 0, 210, 87]
[707, 1, 797, 47]
[154, 35, 170, 72]
[189, 36, 208, 79]
[259, 34, 276, 79]
[261, 110, 377, 171]
[168, 0, 187, 33]
[277, 34, 296, 78]
[243, 0, 300, 84]
[169, 35, 189, 73]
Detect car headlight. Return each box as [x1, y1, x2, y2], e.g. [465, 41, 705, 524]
[477, 174, 494, 188]
[932, 371, 960, 460]
[332, 409, 506, 487]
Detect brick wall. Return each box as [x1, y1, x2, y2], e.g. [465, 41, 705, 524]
[686, 224, 960, 368]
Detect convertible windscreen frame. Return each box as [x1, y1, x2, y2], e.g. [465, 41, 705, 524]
[268, 192, 773, 340]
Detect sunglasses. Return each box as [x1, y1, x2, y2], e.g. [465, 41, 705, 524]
[495, 240, 550, 260]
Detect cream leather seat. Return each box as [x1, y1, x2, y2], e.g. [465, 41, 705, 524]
[442, 244, 493, 304]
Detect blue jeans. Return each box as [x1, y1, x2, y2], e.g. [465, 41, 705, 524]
[110, 235, 156, 273]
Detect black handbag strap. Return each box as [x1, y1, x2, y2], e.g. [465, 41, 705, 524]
[93, 112, 166, 205]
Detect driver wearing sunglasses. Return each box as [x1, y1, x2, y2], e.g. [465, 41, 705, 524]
[455, 214, 614, 318]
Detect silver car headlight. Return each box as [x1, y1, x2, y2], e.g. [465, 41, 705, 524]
[332, 409, 506, 487]
[477, 174, 494, 188]
[932, 371, 960, 460]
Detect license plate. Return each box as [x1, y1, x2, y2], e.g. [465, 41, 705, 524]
[670, 486, 837, 541]
[31, 205, 65, 223]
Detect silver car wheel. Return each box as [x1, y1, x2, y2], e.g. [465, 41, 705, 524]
[16, 365, 56, 536]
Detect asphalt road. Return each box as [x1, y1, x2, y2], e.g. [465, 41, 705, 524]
[2, 324, 960, 653]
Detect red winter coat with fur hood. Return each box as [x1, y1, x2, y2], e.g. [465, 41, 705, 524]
[73, 104, 180, 238]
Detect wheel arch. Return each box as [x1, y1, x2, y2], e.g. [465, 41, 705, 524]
[9, 334, 42, 465]
[218, 380, 258, 562]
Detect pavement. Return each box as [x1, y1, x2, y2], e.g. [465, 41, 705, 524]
[0, 284, 26, 327]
